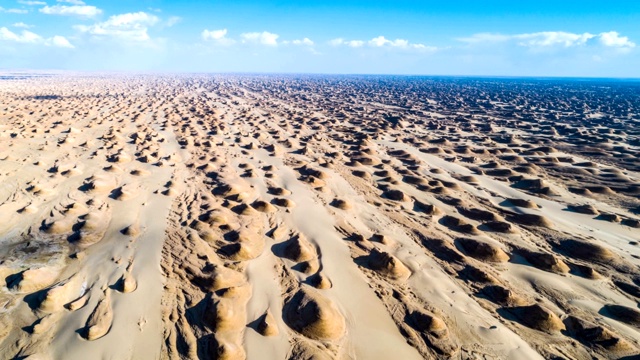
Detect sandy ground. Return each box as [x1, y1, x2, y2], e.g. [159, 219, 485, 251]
[0, 74, 639, 360]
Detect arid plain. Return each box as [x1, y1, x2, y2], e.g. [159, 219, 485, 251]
[0, 74, 639, 360]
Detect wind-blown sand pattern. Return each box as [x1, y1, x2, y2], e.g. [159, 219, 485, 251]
[0, 74, 639, 359]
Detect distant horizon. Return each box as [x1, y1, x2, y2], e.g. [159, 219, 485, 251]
[2, 69, 640, 82]
[1, 1, 639, 77]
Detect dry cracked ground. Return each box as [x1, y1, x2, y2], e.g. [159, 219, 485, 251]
[0, 74, 639, 360]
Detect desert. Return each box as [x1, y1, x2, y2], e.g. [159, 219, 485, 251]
[0, 74, 639, 360]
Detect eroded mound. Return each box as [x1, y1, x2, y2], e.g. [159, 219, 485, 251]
[408, 310, 459, 356]
[281, 234, 316, 263]
[283, 288, 346, 340]
[509, 213, 553, 228]
[509, 304, 565, 333]
[521, 250, 570, 274]
[559, 239, 615, 263]
[367, 248, 412, 280]
[564, 316, 634, 352]
[480, 285, 527, 306]
[456, 238, 510, 262]
[506, 198, 538, 209]
[602, 304, 640, 327]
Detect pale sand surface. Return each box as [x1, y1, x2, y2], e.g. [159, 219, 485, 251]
[0, 74, 639, 359]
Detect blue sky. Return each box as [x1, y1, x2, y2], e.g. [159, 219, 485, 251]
[0, 0, 638, 76]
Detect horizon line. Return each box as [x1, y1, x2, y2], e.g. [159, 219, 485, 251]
[1, 69, 639, 81]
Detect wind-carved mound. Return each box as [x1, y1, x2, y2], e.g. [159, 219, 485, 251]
[402, 175, 428, 185]
[440, 215, 479, 234]
[110, 185, 136, 201]
[283, 288, 346, 341]
[119, 273, 137, 293]
[204, 297, 245, 332]
[8, 266, 61, 293]
[256, 309, 279, 336]
[414, 200, 440, 215]
[220, 230, 265, 261]
[408, 310, 459, 356]
[42, 216, 74, 234]
[330, 198, 352, 210]
[614, 281, 640, 298]
[189, 265, 246, 292]
[272, 198, 296, 208]
[84, 292, 113, 340]
[252, 200, 277, 213]
[508, 304, 565, 333]
[232, 203, 258, 216]
[568, 204, 599, 215]
[564, 316, 635, 352]
[268, 187, 291, 196]
[460, 264, 499, 284]
[367, 248, 411, 280]
[81, 176, 117, 193]
[512, 178, 557, 195]
[383, 189, 410, 201]
[558, 239, 615, 263]
[38, 276, 83, 312]
[483, 221, 514, 233]
[602, 304, 640, 327]
[308, 272, 332, 289]
[458, 207, 499, 222]
[351, 169, 370, 178]
[281, 234, 316, 263]
[481, 285, 527, 306]
[506, 198, 538, 209]
[209, 337, 246, 360]
[521, 250, 570, 274]
[456, 238, 510, 262]
[509, 213, 553, 228]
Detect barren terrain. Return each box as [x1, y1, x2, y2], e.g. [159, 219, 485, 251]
[1, 74, 639, 359]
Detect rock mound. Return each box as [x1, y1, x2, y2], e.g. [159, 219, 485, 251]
[283, 289, 346, 340]
[367, 248, 411, 280]
[456, 238, 509, 262]
[509, 304, 565, 333]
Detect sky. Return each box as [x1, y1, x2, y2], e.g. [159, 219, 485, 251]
[0, 0, 639, 77]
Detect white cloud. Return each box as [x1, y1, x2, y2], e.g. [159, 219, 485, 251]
[18, 0, 46, 5]
[514, 32, 595, 47]
[49, 35, 74, 48]
[74, 12, 160, 42]
[240, 31, 279, 46]
[599, 31, 635, 48]
[369, 36, 424, 48]
[201, 28, 235, 45]
[202, 28, 227, 40]
[12, 22, 33, 28]
[166, 16, 181, 27]
[456, 33, 511, 43]
[0, 27, 41, 43]
[369, 36, 394, 47]
[411, 43, 437, 51]
[328, 38, 364, 47]
[0, 7, 29, 14]
[58, 0, 86, 4]
[330, 36, 432, 51]
[40, 4, 102, 17]
[459, 31, 636, 49]
[0, 26, 74, 48]
[328, 38, 343, 46]
[291, 37, 314, 46]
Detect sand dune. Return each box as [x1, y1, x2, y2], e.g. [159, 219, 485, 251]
[0, 74, 639, 359]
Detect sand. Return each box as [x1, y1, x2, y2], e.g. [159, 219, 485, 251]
[0, 74, 639, 360]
